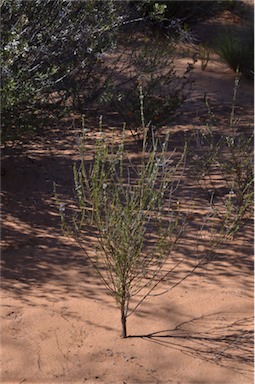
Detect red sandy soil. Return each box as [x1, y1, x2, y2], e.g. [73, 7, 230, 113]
[1, 13, 254, 384]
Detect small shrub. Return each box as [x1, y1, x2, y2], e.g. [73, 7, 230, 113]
[56, 99, 246, 338]
[198, 43, 211, 71]
[56, 124, 189, 337]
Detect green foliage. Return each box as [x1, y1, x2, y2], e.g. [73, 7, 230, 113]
[131, 1, 238, 24]
[214, 25, 254, 79]
[1, 0, 125, 141]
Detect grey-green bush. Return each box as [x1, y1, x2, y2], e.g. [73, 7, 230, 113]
[1, 0, 126, 141]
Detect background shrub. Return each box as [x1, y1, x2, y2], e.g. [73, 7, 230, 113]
[0, 0, 193, 142]
[214, 25, 254, 79]
[1, 0, 126, 141]
[130, 1, 241, 26]
[98, 31, 195, 144]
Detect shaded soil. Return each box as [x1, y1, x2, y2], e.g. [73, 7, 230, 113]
[1, 11, 254, 384]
